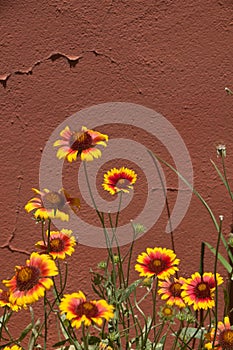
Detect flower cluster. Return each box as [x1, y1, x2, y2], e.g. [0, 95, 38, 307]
[0, 125, 231, 350]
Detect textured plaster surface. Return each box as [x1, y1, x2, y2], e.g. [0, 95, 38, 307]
[1, 0, 233, 345]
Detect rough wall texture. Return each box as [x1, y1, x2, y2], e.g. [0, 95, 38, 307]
[1, 0, 233, 347]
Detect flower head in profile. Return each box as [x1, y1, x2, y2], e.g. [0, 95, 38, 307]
[54, 126, 108, 162]
[181, 272, 223, 310]
[3, 346, 22, 350]
[102, 167, 137, 195]
[25, 188, 80, 222]
[135, 247, 179, 280]
[158, 277, 186, 308]
[3, 253, 58, 306]
[205, 316, 233, 349]
[216, 143, 226, 158]
[35, 229, 76, 259]
[0, 289, 20, 311]
[59, 291, 114, 329]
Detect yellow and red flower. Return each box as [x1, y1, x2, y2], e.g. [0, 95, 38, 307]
[205, 316, 233, 349]
[158, 277, 186, 308]
[25, 188, 80, 221]
[181, 272, 223, 310]
[102, 167, 137, 195]
[135, 247, 179, 280]
[54, 126, 108, 162]
[0, 289, 20, 311]
[3, 253, 58, 306]
[3, 346, 22, 350]
[59, 291, 114, 329]
[35, 229, 76, 259]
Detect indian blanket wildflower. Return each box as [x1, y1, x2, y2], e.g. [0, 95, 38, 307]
[3, 253, 58, 306]
[205, 316, 233, 349]
[135, 247, 179, 279]
[102, 167, 137, 195]
[3, 346, 22, 350]
[181, 272, 223, 310]
[0, 289, 19, 311]
[54, 125, 108, 162]
[25, 188, 80, 221]
[35, 229, 76, 259]
[158, 277, 186, 308]
[59, 290, 114, 329]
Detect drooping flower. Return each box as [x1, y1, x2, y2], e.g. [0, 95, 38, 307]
[3, 253, 58, 306]
[181, 272, 223, 311]
[158, 277, 186, 308]
[0, 289, 20, 311]
[59, 291, 114, 329]
[135, 247, 179, 280]
[216, 143, 226, 158]
[205, 316, 233, 349]
[102, 167, 137, 195]
[3, 346, 22, 350]
[35, 229, 76, 259]
[54, 126, 108, 162]
[25, 188, 80, 221]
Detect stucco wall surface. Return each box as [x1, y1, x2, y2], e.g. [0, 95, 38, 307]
[1, 0, 233, 347]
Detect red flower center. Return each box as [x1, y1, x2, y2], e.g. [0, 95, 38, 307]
[50, 238, 65, 252]
[170, 282, 182, 297]
[148, 258, 168, 275]
[16, 266, 40, 291]
[76, 301, 99, 319]
[70, 132, 93, 151]
[219, 329, 233, 349]
[195, 282, 211, 299]
[43, 192, 66, 210]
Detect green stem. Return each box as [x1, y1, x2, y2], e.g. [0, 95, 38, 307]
[213, 216, 223, 345]
[149, 152, 176, 254]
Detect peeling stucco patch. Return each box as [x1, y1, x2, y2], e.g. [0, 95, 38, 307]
[0, 50, 118, 88]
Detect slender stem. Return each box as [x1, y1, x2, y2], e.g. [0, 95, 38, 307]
[47, 219, 51, 253]
[213, 216, 223, 345]
[149, 152, 176, 254]
[82, 323, 89, 350]
[43, 293, 48, 350]
[221, 155, 233, 200]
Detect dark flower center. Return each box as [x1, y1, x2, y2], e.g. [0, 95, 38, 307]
[43, 192, 66, 210]
[50, 238, 64, 252]
[170, 282, 182, 297]
[70, 132, 93, 151]
[148, 258, 168, 275]
[195, 282, 211, 299]
[116, 178, 131, 189]
[219, 329, 233, 349]
[16, 266, 40, 291]
[76, 301, 99, 319]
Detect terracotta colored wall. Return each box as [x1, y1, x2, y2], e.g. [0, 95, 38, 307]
[1, 0, 233, 347]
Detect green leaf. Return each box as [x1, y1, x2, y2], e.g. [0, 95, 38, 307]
[18, 323, 34, 341]
[118, 279, 142, 302]
[53, 339, 70, 347]
[178, 327, 206, 340]
[204, 242, 232, 273]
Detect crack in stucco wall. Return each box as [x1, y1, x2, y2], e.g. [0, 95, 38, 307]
[0, 50, 118, 88]
[0, 175, 30, 255]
